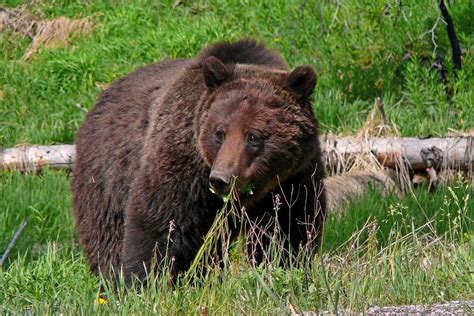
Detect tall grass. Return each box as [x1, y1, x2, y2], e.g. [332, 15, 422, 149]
[0, 0, 473, 313]
[0, 171, 472, 313]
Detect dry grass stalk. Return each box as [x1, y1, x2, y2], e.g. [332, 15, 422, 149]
[23, 16, 93, 60]
[357, 97, 399, 138]
[447, 127, 474, 137]
[0, 6, 93, 60]
[0, 6, 37, 38]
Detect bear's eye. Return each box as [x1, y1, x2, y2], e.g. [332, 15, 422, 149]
[247, 132, 263, 149]
[215, 130, 226, 144]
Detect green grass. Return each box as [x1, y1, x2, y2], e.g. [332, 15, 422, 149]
[0, 0, 473, 313]
[1, 0, 473, 146]
[1, 172, 472, 313]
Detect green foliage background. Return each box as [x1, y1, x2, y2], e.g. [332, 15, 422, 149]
[0, 0, 472, 313]
[1, 0, 473, 147]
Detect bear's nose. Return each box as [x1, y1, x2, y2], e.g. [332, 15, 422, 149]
[209, 170, 231, 196]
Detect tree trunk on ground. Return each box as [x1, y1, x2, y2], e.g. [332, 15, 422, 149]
[0, 136, 472, 173]
[322, 135, 473, 172]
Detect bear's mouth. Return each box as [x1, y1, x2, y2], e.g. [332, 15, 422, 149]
[209, 181, 255, 203]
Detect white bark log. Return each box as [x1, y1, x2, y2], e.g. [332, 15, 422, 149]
[0, 144, 75, 172]
[322, 136, 473, 171]
[0, 137, 472, 172]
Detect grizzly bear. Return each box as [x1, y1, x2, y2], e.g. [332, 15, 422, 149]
[72, 39, 326, 284]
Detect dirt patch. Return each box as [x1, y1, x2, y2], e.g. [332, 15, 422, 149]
[367, 300, 474, 315]
[301, 300, 474, 315]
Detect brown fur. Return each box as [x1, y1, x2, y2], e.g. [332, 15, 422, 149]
[72, 39, 326, 284]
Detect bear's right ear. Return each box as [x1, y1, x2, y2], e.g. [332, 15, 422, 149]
[203, 56, 233, 89]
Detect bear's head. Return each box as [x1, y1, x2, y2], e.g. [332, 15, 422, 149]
[198, 57, 320, 205]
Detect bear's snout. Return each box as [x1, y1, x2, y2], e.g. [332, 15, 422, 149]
[209, 170, 232, 196]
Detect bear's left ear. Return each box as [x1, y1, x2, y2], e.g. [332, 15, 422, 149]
[287, 65, 317, 100]
[203, 56, 233, 89]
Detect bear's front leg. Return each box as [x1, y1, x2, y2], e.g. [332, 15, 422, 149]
[121, 203, 215, 286]
[121, 215, 191, 286]
[120, 211, 168, 286]
[246, 177, 326, 267]
[278, 178, 326, 260]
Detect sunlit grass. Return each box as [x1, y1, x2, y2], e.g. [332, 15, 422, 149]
[1, 0, 473, 147]
[0, 0, 473, 313]
[0, 171, 472, 313]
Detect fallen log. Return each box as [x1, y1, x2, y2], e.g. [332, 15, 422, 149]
[0, 144, 75, 172]
[0, 137, 472, 173]
[323, 135, 473, 172]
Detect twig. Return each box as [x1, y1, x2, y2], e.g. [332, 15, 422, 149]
[419, 16, 442, 55]
[328, 0, 341, 31]
[0, 220, 28, 267]
[74, 103, 89, 113]
[439, 0, 462, 71]
[375, 97, 388, 126]
[426, 167, 439, 191]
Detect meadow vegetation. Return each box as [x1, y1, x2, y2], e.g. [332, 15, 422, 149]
[1, 0, 472, 313]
